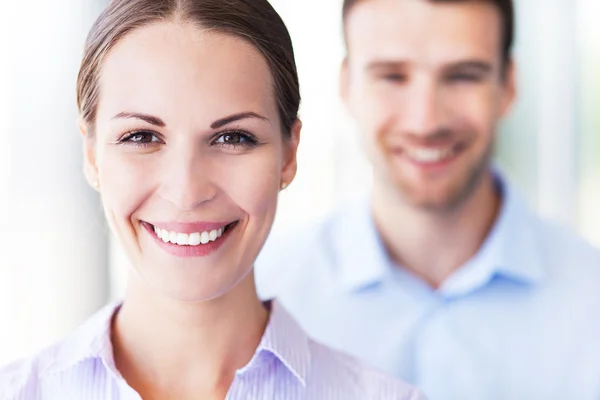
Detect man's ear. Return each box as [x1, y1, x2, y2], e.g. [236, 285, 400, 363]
[500, 59, 517, 118]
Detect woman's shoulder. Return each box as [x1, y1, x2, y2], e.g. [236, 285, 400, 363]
[0, 344, 62, 400]
[0, 357, 32, 400]
[0, 303, 119, 400]
[306, 340, 427, 400]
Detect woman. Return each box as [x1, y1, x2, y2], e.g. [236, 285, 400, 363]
[0, 1, 426, 399]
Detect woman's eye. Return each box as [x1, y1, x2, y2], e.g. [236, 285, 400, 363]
[216, 132, 245, 144]
[214, 131, 258, 147]
[122, 131, 160, 144]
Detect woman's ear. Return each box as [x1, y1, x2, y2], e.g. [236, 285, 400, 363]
[340, 58, 351, 111]
[280, 119, 301, 190]
[80, 119, 99, 190]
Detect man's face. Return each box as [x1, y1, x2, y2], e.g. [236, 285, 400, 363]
[342, 0, 515, 211]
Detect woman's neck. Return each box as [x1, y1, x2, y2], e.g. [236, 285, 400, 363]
[112, 272, 269, 400]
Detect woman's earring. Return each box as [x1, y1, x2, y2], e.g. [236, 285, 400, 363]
[280, 182, 288, 190]
[92, 180, 100, 189]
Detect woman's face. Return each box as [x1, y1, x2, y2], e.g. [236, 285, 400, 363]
[84, 22, 300, 302]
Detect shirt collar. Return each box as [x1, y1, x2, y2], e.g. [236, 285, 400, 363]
[333, 170, 546, 295]
[486, 174, 545, 284]
[333, 199, 392, 292]
[242, 300, 311, 386]
[440, 173, 545, 297]
[45, 301, 119, 376]
[486, 172, 546, 283]
[44, 300, 311, 387]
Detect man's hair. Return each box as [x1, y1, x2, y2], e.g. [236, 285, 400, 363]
[342, 0, 514, 65]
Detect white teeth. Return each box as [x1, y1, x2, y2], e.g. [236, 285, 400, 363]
[151, 225, 227, 246]
[200, 231, 210, 245]
[406, 147, 454, 163]
[189, 232, 201, 246]
[176, 233, 188, 245]
[160, 230, 169, 243]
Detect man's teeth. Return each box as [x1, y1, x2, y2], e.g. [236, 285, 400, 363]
[153, 226, 225, 246]
[406, 147, 454, 163]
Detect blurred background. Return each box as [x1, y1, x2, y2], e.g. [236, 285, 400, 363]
[1, 0, 598, 365]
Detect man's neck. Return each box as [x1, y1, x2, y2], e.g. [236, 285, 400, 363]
[371, 172, 501, 289]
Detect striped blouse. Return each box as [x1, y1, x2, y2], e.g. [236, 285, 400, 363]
[0, 301, 426, 400]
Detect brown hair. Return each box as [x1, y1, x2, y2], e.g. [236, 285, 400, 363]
[342, 0, 514, 67]
[77, 0, 300, 138]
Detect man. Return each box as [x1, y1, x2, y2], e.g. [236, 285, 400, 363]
[256, 0, 600, 399]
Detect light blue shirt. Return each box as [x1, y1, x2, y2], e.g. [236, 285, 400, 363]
[256, 177, 600, 400]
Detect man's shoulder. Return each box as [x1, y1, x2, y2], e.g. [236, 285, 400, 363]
[306, 340, 426, 400]
[259, 207, 349, 261]
[533, 215, 600, 272]
[256, 204, 357, 298]
[526, 213, 600, 310]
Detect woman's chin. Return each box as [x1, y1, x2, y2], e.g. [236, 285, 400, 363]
[136, 268, 249, 304]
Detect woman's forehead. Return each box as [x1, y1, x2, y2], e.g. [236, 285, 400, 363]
[96, 22, 277, 124]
